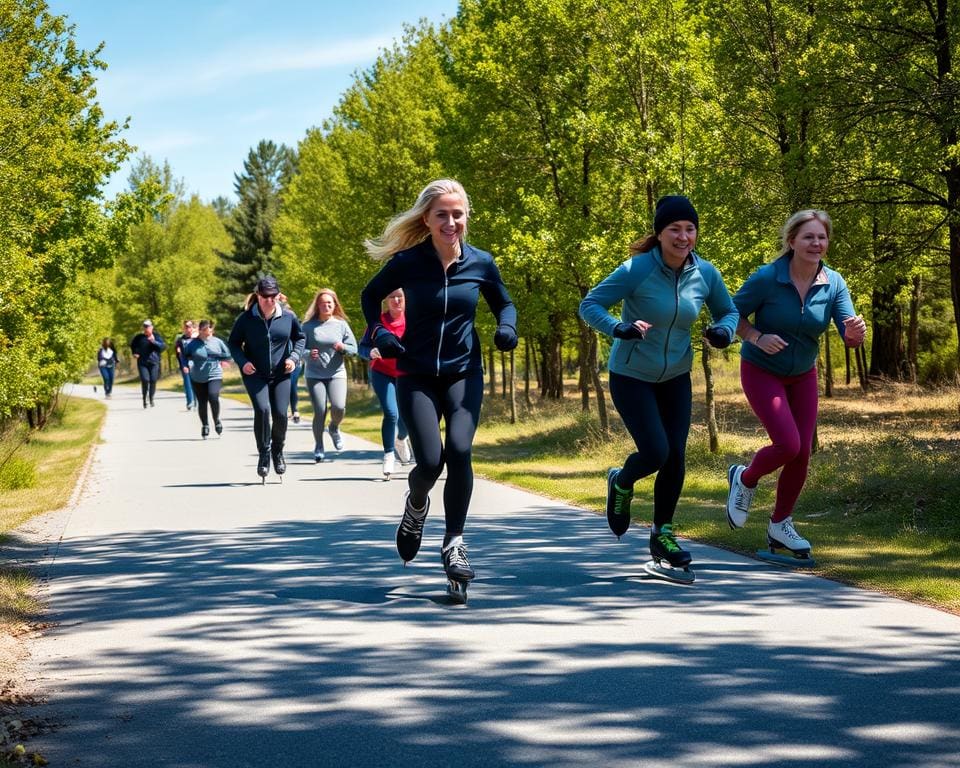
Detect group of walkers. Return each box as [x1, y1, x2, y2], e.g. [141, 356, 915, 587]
[101, 177, 866, 595]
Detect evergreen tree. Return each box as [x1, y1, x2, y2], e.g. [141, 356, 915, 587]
[214, 140, 296, 325]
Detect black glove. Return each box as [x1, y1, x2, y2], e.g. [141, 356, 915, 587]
[373, 329, 406, 358]
[494, 324, 518, 352]
[613, 322, 645, 340]
[704, 326, 732, 349]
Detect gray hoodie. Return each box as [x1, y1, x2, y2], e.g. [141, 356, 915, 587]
[302, 317, 358, 379]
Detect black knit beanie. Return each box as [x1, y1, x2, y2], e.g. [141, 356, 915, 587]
[654, 195, 699, 234]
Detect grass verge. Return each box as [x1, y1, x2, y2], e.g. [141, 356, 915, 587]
[0, 395, 106, 629]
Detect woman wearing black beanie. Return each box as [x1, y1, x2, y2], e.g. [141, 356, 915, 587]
[579, 195, 739, 583]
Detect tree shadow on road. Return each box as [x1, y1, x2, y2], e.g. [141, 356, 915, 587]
[18, 504, 960, 768]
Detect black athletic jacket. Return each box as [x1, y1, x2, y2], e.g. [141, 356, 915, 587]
[360, 239, 517, 377]
[227, 304, 305, 380]
[129, 332, 166, 366]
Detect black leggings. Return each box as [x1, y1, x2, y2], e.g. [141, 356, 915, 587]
[137, 362, 160, 403]
[192, 379, 223, 427]
[241, 375, 291, 455]
[609, 370, 692, 528]
[397, 371, 484, 537]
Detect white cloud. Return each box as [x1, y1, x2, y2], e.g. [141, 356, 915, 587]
[99, 33, 393, 107]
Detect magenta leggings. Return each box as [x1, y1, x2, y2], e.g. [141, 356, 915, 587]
[740, 360, 819, 522]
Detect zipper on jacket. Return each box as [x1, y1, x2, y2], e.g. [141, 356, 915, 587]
[437, 271, 449, 375]
[659, 269, 682, 381]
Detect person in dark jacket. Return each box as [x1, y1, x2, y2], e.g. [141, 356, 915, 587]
[228, 276, 306, 480]
[361, 178, 517, 595]
[130, 319, 166, 408]
[579, 195, 738, 582]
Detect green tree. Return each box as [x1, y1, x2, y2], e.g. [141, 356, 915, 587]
[213, 140, 296, 325]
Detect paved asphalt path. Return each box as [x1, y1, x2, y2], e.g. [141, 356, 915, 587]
[12, 383, 960, 767]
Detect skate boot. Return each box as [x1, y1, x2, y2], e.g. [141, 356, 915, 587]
[758, 517, 815, 567]
[329, 426, 344, 452]
[645, 524, 695, 584]
[314, 448, 324, 463]
[396, 492, 430, 563]
[201, 424, 210, 439]
[726, 464, 756, 529]
[606, 468, 633, 539]
[383, 451, 396, 479]
[272, 450, 287, 480]
[441, 535, 475, 604]
[257, 450, 271, 483]
[214, 420, 223, 436]
[396, 437, 412, 465]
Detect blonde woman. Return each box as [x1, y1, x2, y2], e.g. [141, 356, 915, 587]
[302, 288, 358, 462]
[360, 178, 517, 602]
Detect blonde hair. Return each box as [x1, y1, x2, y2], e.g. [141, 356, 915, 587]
[364, 179, 470, 261]
[303, 288, 348, 323]
[780, 209, 832, 257]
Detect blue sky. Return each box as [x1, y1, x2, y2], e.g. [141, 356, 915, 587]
[47, 0, 460, 202]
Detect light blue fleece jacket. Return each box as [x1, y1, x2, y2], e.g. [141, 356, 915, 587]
[734, 254, 857, 377]
[579, 247, 739, 383]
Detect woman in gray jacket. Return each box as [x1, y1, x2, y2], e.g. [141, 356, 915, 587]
[302, 288, 358, 462]
[185, 319, 232, 439]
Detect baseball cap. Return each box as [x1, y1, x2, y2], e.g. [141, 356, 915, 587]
[255, 275, 280, 296]
[142, 319, 153, 327]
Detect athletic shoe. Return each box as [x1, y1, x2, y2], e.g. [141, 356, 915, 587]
[395, 437, 412, 464]
[650, 523, 692, 567]
[383, 451, 396, 477]
[396, 492, 429, 562]
[441, 536, 475, 581]
[201, 424, 209, 439]
[214, 421, 223, 435]
[767, 517, 811, 553]
[292, 411, 300, 424]
[726, 464, 755, 529]
[606, 468, 633, 538]
[329, 426, 343, 452]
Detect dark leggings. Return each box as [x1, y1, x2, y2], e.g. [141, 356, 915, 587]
[241, 375, 291, 455]
[609, 370, 692, 528]
[192, 379, 223, 427]
[397, 371, 484, 537]
[137, 362, 160, 403]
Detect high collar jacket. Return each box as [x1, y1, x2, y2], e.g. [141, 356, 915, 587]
[580, 246, 739, 383]
[361, 240, 517, 377]
[227, 304, 305, 380]
[734, 253, 856, 377]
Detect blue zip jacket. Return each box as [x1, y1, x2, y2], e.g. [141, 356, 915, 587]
[579, 247, 739, 383]
[360, 239, 517, 377]
[227, 304, 306, 380]
[185, 336, 231, 383]
[734, 254, 857, 377]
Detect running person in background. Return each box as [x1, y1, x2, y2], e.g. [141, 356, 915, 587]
[185, 319, 231, 439]
[725, 209, 866, 561]
[301, 288, 358, 462]
[174, 320, 198, 411]
[130, 319, 166, 409]
[579, 195, 738, 582]
[228, 276, 306, 481]
[97, 338, 118, 398]
[361, 178, 517, 599]
[358, 288, 412, 479]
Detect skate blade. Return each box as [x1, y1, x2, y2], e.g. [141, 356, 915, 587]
[446, 579, 469, 604]
[642, 560, 695, 584]
[756, 549, 816, 568]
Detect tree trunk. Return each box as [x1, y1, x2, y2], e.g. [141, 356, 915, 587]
[501, 351, 507, 397]
[539, 318, 564, 399]
[577, 317, 608, 432]
[907, 274, 921, 383]
[488, 345, 496, 396]
[523, 342, 532, 407]
[577, 320, 591, 413]
[855, 344, 869, 391]
[509, 350, 517, 424]
[823, 328, 833, 398]
[869, 282, 906, 379]
[845, 346, 851, 386]
[702, 344, 719, 453]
